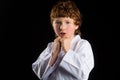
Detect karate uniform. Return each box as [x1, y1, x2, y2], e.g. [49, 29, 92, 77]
[32, 35, 94, 80]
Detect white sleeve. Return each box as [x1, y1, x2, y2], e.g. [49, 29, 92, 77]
[59, 41, 94, 80]
[32, 43, 53, 79]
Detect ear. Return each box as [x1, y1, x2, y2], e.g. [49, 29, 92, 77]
[75, 25, 79, 30]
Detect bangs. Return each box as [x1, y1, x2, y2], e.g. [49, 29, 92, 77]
[51, 3, 72, 18]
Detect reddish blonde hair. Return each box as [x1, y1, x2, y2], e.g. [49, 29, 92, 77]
[50, 0, 82, 35]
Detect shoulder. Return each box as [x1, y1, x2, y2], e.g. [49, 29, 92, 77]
[77, 38, 94, 56]
[40, 42, 54, 52]
[78, 38, 92, 49]
[73, 35, 92, 48]
[47, 42, 54, 47]
[80, 39, 91, 45]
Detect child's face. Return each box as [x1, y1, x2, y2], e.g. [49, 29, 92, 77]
[52, 17, 78, 38]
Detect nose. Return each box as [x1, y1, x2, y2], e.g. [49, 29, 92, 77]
[59, 23, 65, 30]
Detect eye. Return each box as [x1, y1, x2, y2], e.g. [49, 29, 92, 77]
[66, 21, 70, 24]
[55, 21, 61, 25]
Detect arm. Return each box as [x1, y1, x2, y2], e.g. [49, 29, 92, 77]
[32, 43, 53, 79]
[59, 40, 94, 80]
[49, 37, 61, 66]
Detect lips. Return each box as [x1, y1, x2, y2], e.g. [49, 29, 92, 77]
[60, 32, 66, 37]
[60, 32, 65, 35]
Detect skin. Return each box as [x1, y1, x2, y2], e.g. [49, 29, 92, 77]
[49, 17, 79, 66]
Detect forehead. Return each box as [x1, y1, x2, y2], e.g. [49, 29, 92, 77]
[53, 17, 74, 21]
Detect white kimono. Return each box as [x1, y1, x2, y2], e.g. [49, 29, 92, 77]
[32, 35, 94, 80]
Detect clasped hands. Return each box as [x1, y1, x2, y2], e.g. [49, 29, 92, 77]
[50, 36, 72, 66]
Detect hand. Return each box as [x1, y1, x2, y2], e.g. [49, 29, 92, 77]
[52, 37, 61, 55]
[49, 37, 61, 66]
[60, 37, 72, 53]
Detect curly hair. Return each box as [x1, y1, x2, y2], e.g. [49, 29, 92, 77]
[50, 0, 82, 35]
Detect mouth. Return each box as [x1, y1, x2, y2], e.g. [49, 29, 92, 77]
[60, 32, 66, 37]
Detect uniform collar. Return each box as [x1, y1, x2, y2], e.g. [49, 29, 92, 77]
[70, 35, 81, 50]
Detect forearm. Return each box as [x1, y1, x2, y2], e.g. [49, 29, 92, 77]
[32, 57, 50, 79]
[49, 52, 58, 66]
[59, 49, 94, 79]
[50, 37, 61, 66]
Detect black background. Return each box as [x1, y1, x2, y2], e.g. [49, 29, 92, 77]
[1, 0, 116, 80]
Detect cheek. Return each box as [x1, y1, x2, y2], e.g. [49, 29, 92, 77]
[53, 27, 59, 34]
[67, 27, 76, 34]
